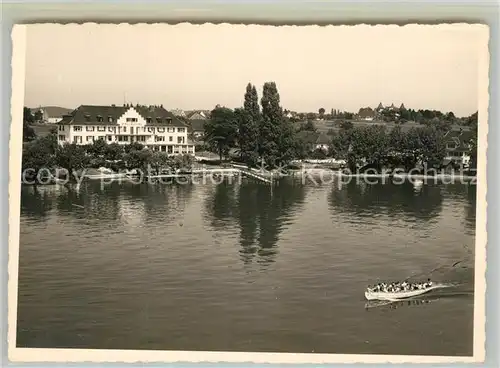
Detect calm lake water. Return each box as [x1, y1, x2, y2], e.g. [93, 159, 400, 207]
[17, 177, 476, 356]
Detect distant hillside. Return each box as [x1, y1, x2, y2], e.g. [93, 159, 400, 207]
[30, 106, 73, 117]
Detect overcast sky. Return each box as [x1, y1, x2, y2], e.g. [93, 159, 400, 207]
[24, 23, 485, 117]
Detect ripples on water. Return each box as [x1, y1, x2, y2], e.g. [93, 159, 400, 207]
[17, 178, 476, 355]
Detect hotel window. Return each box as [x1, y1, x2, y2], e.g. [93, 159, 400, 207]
[123, 126, 127, 132]
[166, 119, 172, 124]
[169, 136, 173, 142]
[177, 136, 185, 144]
[155, 136, 165, 142]
[138, 136, 146, 142]
[178, 127, 186, 133]
[86, 126, 95, 132]
[84, 114, 91, 122]
[146, 117, 152, 124]
[73, 136, 82, 144]
[97, 126, 106, 132]
[131, 127, 134, 134]
[86, 136, 94, 142]
[58, 125, 65, 131]
[58, 135, 65, 141]
[107, 136, 112, 142]
[157, 127, 165, 133]
[97, 116, 103, 123]
[156, 118, 162, 124]
[73, 126, 82, 132]
[98, 136, 105, 140]
[126, 117, 138, 123]
[108, 116, 113, 123]
[108, 127, 114, 132]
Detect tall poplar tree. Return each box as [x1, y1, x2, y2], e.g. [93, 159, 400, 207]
[259, 82, 296, 168]
[237, 83, 260, 166]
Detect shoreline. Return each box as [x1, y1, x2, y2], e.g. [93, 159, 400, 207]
[21, 169, 477, 186]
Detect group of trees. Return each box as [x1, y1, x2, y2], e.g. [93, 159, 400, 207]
[330, 124, 457, 173]
[22, 132, 193, 183]
[202, 82, 479, 173]
[23, 107, 38, 141]
[286, 108, 354, 122]
[291, 104, 475, 130]
[204, 82, 300, 168]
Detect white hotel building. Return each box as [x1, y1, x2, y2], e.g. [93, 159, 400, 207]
[57, 104, 195, 155]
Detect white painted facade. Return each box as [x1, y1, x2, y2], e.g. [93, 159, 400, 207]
[444, 137, 472, 167]
[47, 117, 62, 124]
[57, 107, 195, 155]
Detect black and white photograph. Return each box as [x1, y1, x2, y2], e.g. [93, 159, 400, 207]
[8, 22, 488, 364]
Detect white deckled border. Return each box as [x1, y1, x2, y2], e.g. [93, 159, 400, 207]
[8, 22, 489, 364]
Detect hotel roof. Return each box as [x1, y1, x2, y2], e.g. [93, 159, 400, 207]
[58, 104, 188, 127]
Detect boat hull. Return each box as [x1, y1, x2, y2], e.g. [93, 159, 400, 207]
[365, 285, 444, 301]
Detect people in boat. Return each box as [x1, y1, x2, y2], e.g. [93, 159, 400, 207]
[367, 279, 433, 293]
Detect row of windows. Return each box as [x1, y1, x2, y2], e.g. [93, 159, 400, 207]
[61, 125, 186, 133]
[60, 135, 189, 144]
[155, 136, 185, 143]
[83, 115, 173, 124]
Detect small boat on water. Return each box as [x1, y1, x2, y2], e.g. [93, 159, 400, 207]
[84, 167, 130, 180]
[365, 284, 445, 301]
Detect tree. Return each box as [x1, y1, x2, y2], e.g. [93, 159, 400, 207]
[235, 108, 259, 166]
[237, 83, 260, 166]
[416, 126, 446, 170]
[173, 154, 194, 171]
[389, 126, 422, 171]
[55, 143, 90, 179]
[466, 111, 478, 169]
[299, 120, 316, 132]
[22, 134, 58, 182]
[148, 151, 171, 175]
[123, 148, 152, 172]
[34, 110, 44, 123]
[204, 106, 238, 161]
[259, 81, 296, 168]
[339, 121, 353, 130]
[306, 112, 317, 120]
[318, 108, 325, 119]
[104, 143, 124, 162]
[87, 139, 108, 158]
[124, 141, 144, 153]
[330, 125, 389, 172]
[23, 107, 34, 124]
[23, 107, 36, 142]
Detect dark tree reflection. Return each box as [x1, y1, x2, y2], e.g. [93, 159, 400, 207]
[464, 183, 477, 235]
[328, 180, 444, 223]
[205, 179, 307, 265]
[21, 180, 195, 227]
[20, 186, 55, 220]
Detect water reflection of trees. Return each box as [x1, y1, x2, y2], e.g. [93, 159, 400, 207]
[20, 180, 194, 227]
[328, 181, 444, 223]
[204, 179, 307, 265]
[55, 182, 122, 222]
[464, 184, 476, 235]
[20, 186, 55, 220]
